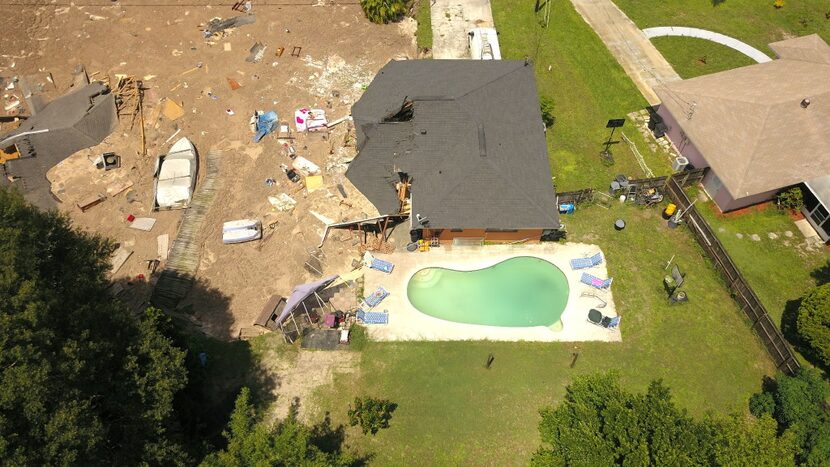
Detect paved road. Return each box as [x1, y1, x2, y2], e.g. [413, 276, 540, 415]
[431, 0, 494, 59]
[570, 0, 681, 105]
[643, 27, 772, 63]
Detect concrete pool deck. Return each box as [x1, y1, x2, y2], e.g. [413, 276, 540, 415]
[361, 243, 621, 342]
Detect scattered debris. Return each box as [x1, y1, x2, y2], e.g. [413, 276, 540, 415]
[294, 108, 327, 132]
[227, 77, 242, 90]
[310, 210, 334, 225]
[292, 156, 320, 175]
[77, 193, 106, 212]
[157, 234, 170, 260]
[268, 193, 297, 211]
[291, 46, 302, 57]
[750, 234, 761, 241]
[203, 15, 257, 39]
[250, 110, 278, 142]
[162, 99, 185, 121]
[246, 42, 267, 63]
[106, 180, 134, 197]
[129, 217, 157, 231]
[110, 246, 133, 275]
[305, 175, 324, 192]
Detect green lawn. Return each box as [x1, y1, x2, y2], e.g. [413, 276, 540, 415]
[415, 0, 433, 53]
[310, 204, 773, 465]
[697, 199, 830, 330]
[494, 0, 672, 190]
[650, 36, 756, 78]
[615, 0, 830, 78]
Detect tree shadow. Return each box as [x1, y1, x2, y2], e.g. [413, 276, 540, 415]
[310, 410, 373, 466]
[780, 297, 803, 348]
[811, 260, 830, 286]
[111, 274, 281, 461]
[711, 0, 727, 6]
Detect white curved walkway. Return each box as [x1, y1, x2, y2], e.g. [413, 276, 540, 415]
[643, 27, 772, 63]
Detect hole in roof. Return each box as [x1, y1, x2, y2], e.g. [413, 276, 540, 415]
[383, 98, 414, 122]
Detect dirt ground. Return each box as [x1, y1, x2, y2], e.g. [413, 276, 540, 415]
[1, 1, 416, 337]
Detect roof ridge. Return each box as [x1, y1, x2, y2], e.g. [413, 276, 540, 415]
[734, 103, 773, 196]
[453, 63, 526, 101]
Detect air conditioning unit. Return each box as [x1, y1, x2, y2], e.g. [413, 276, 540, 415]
[672, 156, 689, 172]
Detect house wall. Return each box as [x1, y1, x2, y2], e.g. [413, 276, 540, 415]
[656, 105, 707, 169]
[709, 179, 778, 212]
[422, 228, 543, 244]
[659, 104, 779, 212]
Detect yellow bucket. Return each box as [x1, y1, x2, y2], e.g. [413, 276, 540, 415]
[664, 203, 677, 217]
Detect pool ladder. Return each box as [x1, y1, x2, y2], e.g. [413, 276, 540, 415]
[580, 291, 607, 308]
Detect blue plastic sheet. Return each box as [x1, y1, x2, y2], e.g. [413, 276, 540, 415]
[252, 111, 278, 143]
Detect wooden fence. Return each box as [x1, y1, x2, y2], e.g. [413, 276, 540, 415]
[665, 177, 800, 375]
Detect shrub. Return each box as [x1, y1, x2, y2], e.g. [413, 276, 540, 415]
[776, 186, 804, 212]
[540, 96, 556, 128]
[348, 396, 397, 435]
[795, 283, 830, 368]
[749, 391, 776, 418]
[360, 0, 407, 24]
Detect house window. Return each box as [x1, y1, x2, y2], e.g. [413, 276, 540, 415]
[811, 205, 829, 227]
[450, 229, 464, 232]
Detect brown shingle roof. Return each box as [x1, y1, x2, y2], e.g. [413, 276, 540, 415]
[656, 35, 830, 198]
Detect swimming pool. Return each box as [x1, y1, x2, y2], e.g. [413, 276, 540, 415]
[406, 256, 569, 328]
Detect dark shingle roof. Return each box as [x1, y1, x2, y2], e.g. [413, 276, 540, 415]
[346, 60, 559, 230]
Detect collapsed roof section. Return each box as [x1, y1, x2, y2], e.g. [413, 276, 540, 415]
[347, 60, 560, 231]
[0, 82, 117, 208]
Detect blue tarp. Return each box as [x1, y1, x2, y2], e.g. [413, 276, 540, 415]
[252, 111, 279, 143]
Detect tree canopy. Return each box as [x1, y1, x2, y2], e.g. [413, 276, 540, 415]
[0, 188, 188, 465]
[359, 0, 407, 24]
[532, 373, 797, 466]
[201, 388, 358, 466]
[750, 369, 830, 466]
[795, 283, 830, 369]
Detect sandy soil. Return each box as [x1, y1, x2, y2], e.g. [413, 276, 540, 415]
[1, 1, 416, 337]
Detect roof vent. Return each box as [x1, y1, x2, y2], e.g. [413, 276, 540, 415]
[801, 98, 811, 109]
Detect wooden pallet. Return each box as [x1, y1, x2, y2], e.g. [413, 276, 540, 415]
[150, 148, 222, 311]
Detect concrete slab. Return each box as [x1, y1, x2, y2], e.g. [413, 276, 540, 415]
[795, 218, 820, 241]
[569, 0, 681, 105]
[361, 243, 621, 342]
[431, 0, 494, 59]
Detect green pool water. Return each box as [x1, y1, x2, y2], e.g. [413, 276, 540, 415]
[406, 256, 569, 328]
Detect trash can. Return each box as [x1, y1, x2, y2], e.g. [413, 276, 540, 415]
[614, 219, 626, 231]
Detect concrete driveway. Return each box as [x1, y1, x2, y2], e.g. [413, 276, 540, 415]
[431, 0, 494, 59]
[570, 0, 680, 104]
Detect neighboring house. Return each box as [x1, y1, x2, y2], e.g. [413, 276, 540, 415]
[346, 60, 560, 245]
[0, 82, 118, 208]
[654, 34, 830, 241]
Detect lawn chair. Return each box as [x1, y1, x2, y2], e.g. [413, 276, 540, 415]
[570, 252, 603, 270]
[370, 258, 394, 274]
[581, 272, 613, 289]
[357, 309, 389, 325]
[361, 286, 389, 309]
[587, 308, 621, 329]
[663, 264, 685, 295]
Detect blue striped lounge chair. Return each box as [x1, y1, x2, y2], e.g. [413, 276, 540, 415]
[569, 252, 603, 270]
[370, 258, 394, 274]
[581, 272, 613, 289]
[362, 286, 390, 309]
[357, 310, 389, 325]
